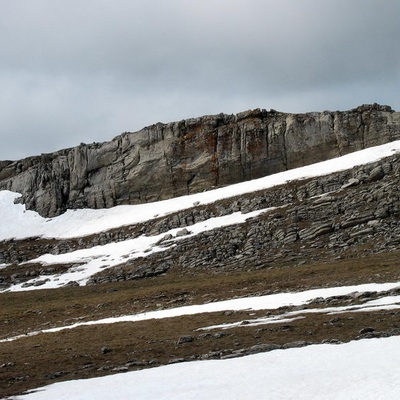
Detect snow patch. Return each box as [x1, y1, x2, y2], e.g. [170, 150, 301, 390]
[11, 336, 400, 400]
[1, 140, 400, 241]
[3, 281, 399, 342]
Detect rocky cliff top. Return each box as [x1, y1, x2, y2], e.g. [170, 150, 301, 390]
[0, 103, 399, 217]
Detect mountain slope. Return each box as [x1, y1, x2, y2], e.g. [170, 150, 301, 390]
[1, 140, 400, 291]
[1, 108, 400, 398]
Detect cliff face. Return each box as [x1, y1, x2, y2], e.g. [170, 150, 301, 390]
[0, 103, 399, 217]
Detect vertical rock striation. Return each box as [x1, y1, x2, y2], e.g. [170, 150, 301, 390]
[0, 103, 399, 217]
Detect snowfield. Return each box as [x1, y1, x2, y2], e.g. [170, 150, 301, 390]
[3, 281, 400, 398]
[11, 336, 400, 400]
[5, 279, 400, 398]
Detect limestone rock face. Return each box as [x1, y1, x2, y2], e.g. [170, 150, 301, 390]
[0, 103, 399, 217]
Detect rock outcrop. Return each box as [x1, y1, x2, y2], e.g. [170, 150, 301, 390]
[0, 103, 399, 217]
[2, 150, 400, 289]
[85, 152, 400, 285]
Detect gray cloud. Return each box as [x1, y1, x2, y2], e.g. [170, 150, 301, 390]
[1, 0, 400, 159]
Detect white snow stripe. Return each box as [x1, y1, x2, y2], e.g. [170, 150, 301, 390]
[1, 140, 400, 241]
[2, 281, 399, 343]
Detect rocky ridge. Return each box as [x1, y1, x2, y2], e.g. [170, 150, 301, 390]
[1, 149, 400, 289]
[0, 103, 399, 217]
[83, 152, 400, 285]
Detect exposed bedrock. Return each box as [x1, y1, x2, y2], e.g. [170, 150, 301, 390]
[0, 103, 399, 217]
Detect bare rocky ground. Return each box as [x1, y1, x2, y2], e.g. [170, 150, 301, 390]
[1, 253, 400, 399]
[1, 153, 400, 398]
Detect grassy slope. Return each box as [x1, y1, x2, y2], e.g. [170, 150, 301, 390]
[1, 250, 400, 397]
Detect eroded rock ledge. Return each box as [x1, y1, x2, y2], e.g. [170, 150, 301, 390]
[0, 103, 398, 217]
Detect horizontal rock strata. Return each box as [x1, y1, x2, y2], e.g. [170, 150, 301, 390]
[2, 151, 400, 288]
[85, 153, 400, 285]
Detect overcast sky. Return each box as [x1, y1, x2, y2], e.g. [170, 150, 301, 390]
[1, 0, 399, 160]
